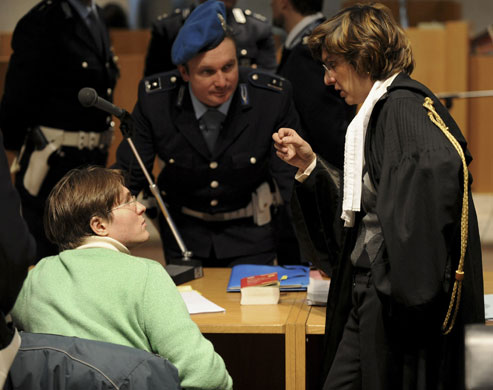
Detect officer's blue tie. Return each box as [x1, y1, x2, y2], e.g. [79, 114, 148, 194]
[200, 109, 225, 153]
[87, 9, 105, 54]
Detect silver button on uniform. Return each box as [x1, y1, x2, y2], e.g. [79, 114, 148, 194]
[210, 180, 219, 188]
[82, 61, 88, 68]
[210, 199, 218, 207]
[209, 161, 218, 169]
[250, 157, 257, 164]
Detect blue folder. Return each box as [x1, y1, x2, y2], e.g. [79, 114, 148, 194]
[227, 264, 310, 292]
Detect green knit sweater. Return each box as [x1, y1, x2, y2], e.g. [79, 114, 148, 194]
[11, 247, 233, 390]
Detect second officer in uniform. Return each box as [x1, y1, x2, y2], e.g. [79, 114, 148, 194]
[116, 0, 301, 266]
[144, 0, 277, 76]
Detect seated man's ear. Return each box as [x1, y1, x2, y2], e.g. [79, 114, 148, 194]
[90, 216, 110, 237]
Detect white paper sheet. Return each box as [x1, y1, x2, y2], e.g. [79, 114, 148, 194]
[180, 291, 226, 315]
[485, 294, 493, 320]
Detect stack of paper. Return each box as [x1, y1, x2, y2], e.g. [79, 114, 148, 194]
[306, 269, 330, 306]
[485, 294, 493, 321]
[178, 286, 225, 314]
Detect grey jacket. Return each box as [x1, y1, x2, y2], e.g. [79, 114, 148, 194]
[5, 332, 182, 389]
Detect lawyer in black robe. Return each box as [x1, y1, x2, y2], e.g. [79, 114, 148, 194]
[274, 4, 484, 389]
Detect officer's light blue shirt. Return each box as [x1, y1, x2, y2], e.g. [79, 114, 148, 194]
[188, 84, 233, 119]
[67, 0, 98, 28]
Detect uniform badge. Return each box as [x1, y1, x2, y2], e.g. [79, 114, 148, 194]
[232, 8, 246, 24]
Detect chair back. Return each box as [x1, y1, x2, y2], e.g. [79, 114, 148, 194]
[4, 332, 181, 390]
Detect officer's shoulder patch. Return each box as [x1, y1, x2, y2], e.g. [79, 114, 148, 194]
[248, 72, 285, 93]
[144, 72, 180, 94]
[232, 8, 246, 24]
[37, 0, 56, 12]
[244, 9, 268, 23]
[156, 12, 169, 21]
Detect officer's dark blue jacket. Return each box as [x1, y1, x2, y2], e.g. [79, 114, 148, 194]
[116, 67, 300, 260]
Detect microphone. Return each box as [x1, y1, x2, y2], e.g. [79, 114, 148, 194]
[78, 87, 125, 119]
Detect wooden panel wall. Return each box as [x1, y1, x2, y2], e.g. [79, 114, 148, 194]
[468, 56, 493, 193]
[342, 0, 462, 27]
[407, 21, 469, 137]
[108, 29, 150, 168]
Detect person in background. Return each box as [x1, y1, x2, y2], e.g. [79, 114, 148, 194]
[11, 166, 233, 390]
[273, 3, 484, 389]
[102, 2, 130, 28]
[273, 0, 355, 170]
[144, 0, 277, 76]
[0, 130, 36, 388]
[271, 0, 356, 265]
[116, 0, 301, 266]
[0, 0, 119, 262]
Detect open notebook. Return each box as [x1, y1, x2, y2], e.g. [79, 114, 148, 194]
[227, 264, 310, 292]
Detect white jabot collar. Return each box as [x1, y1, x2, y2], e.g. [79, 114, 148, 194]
[341, 73, 399, 227]
[76, 236, 130, 254]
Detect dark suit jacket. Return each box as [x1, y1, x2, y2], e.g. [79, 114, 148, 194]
[277, 17, 355, 170]
[116, 68, 300, 260]
[0, 130, 35, 348]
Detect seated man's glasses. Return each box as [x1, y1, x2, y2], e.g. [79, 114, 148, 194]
[110, 195, 138, 213]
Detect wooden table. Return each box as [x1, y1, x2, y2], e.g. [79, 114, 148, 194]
[183, 268, 307, 390]
[183, 268, 492, 389]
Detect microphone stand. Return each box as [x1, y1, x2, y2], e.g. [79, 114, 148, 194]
[118, 111, 203, 283]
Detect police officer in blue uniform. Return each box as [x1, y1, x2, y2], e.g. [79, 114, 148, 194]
[116, 0, 301, 266]
[0, 0, 119, 261]
[144, 0, 277, 77]
[273, 0, 355, 170]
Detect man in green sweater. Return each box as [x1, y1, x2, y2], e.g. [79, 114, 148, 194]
[11, 166, 233, 390]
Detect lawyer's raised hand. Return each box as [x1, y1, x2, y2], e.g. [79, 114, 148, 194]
[273, 128, 316, 172]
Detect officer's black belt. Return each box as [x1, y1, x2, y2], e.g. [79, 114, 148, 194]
[181, 203, 253, 222]
[40, 126, 114, 150]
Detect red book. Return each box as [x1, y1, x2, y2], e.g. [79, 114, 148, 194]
[240, 272, 280, 305]
[240, 272, 279, 288]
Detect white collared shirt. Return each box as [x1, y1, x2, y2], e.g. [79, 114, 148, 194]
[284, 12, 324, 49]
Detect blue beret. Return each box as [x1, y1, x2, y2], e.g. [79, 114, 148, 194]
[171, 0, 227, 65]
